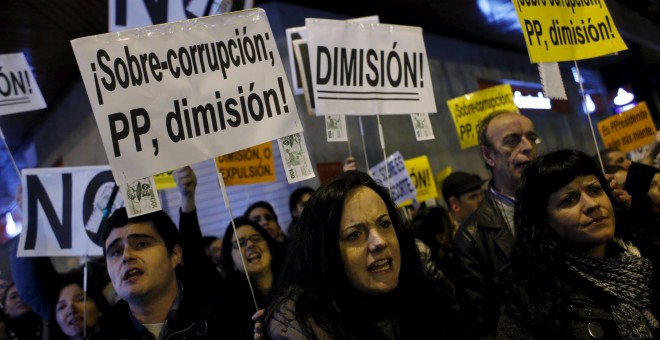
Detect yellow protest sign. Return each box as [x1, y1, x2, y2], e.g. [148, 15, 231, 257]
[154, 171, 176, 190]
[447, 84, 518, 149]
[399, 156, 439, 207]
[215, 142, 276, 186]
[597, 102, 657, 153]
[513, 0, 627, 63]
[436, 166, 453, 199]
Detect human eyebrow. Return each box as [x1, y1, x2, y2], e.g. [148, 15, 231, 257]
[105, 238, 122, 253]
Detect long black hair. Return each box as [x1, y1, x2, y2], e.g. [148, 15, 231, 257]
[266, 171, 458, 339]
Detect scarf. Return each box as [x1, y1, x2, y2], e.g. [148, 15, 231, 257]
[565, 240, 659, 339]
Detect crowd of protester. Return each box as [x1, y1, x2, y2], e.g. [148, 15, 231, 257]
[2, 110, 659, 339]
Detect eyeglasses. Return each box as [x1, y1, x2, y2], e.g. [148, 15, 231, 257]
[231, 234, 264, 249]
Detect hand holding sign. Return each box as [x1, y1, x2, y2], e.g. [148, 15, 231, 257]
[172, 166, 197, 213]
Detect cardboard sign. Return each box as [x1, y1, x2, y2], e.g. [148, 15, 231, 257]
[512, 0, 627, 63]
[307, 19, 435, 116]
[399, 155, 438, 206]
[597, 101, 657, 153]
[19, 166, 123, 257]
[0, 53, 47, 116]
[215, 141, 276, 186]
[369, 151, 417, 206]
[447, 84, 518, 149]
[72, 9, 303, 185]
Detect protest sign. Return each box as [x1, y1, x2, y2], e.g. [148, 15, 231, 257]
[512, 0, 627, 63]
[399, 155, 438, 206]
[215, 141, 276, 186]
[286, 27, 307, 95]
[286, 16, 380, 97]
[447, 84, 518, 149]
[293, 40, 316, 116]
[597, 101, 657, 153]
[19, 166, 123, 257]
[0, 53, 46, 116]
[369, 151, 417, 206]
[307, 19, 435, 116]
[410, 113, 435, 141]
[72, 9, 303, 185]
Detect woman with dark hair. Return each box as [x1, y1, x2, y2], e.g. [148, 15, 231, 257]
[3, 283, 48, 339]
[265, 171, 459, 339]
[51, 273, 110, 339]
[219, 216, 285, 339]
[498, 149, 659, 339]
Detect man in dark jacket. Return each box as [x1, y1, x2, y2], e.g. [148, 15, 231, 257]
[94, 207, 221, 339]
[452, 111, 539, 339]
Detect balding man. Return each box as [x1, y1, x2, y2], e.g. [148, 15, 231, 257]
[452, 111, 539, 338]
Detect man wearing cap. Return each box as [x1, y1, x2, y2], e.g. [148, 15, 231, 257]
[442, 171, 486, 234]
[452, 111, 539, 339]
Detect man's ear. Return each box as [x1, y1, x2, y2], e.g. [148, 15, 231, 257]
[171, 244, 183, 268]
[481, 145, 495, 167]
[448, 196, 461, 213]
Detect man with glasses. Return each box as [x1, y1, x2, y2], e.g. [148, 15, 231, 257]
[452, 111, 540, 339]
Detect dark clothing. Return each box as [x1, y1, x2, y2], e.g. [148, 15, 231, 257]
[5, 312, 48, 340]
[497, 276, 621, 340]
[92, 209, 225, 339]
[92, 295, 220, 339]
[217, 275, 267, 340]
[452, 189, 515, 339]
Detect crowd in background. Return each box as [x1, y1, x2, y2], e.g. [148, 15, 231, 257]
[0, 110, 659, 339]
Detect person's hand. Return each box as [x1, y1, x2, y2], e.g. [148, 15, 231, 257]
[252, 309, 265, 340]
[605, 174, 632, 208]
[172, 166, 197, 213]
[343, 156, 357, 172]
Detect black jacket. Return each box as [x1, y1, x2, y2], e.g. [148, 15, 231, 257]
[452, 189, 515, 339]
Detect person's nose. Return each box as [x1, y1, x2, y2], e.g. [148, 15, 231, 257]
[367, 230, 387, 253]
[122, 246, 135, 263]
[520, 135, 535, 155]
[582, 192, 601, 214]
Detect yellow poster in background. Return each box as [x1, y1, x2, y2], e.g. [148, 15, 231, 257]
[399, 156, 439, 207]
[447, 84, 517, 149]
[215, 142, 276, 186]
[513, 0, 627, 63]
[154, 171, 176, 190]
[597, 102, 657, 153]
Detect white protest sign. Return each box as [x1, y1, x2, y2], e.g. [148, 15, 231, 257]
[307, 19, 435, 116]
[286, 16, 380, 97]
[0, 53, 46, 116]
[72, 9, 303, 184]
[369, 151, 417, 206]
[19, 166, 124, 257]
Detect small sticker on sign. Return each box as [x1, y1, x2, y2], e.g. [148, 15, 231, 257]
[278, 132, 315, 183]
[410, 113, 435, 141]
[326, 114, 348, 142]
[121, 176, 162, 218]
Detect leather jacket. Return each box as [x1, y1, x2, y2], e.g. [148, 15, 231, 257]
[452, 189, 515, 339]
